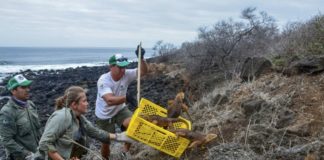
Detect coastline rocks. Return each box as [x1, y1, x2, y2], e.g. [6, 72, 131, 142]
[0, 63, 188, 159]
[0, 62, 185, 128]
[1, 66, 107, 125]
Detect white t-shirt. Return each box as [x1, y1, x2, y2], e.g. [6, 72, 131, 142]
[95, 69, 137, 119]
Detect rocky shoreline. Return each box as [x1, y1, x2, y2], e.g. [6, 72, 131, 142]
[0, 62, 187, 159]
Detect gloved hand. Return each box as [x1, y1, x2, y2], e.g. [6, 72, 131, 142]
[115, 132, 136, 143]
[126, 91, 137, 109]
[135, 45, 145, 59]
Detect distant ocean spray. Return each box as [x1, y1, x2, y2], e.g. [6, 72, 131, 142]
[0, 47, 153, 82]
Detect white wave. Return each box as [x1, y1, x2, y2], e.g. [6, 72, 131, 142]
[0, 62, 106, 83]
[0, 62, 106, 73]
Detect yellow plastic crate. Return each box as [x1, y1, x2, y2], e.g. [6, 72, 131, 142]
[127, 98, 191, 158]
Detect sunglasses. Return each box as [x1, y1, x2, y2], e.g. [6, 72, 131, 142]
[116, 57, 128, 62]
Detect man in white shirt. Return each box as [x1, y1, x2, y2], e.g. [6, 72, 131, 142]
[95, 46, 148, 159]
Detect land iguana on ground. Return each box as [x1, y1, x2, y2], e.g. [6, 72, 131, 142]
[170, 128, 217, 148]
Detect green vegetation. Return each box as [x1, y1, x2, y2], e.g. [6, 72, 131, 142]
[271, 55, 286, 68]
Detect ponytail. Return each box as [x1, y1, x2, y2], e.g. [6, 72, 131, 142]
[54, 86, 85, 110]
[55, 95, 67, 110]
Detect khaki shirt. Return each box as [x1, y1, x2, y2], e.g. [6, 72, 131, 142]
[0, 98, 42, 160]
[37, 107, 110, 159]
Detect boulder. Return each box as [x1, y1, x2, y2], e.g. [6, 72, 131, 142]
[240, 57, 272, 81]
[284, 56, 324, 75]
[241, 99, 266, 117]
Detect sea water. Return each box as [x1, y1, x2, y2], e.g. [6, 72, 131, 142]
[0, 47, 153, 82]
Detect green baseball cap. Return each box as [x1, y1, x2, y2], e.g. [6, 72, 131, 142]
[7, 74, 32, 90]
[109, 54, 129, 67]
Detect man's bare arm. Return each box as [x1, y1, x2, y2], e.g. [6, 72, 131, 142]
[102, 93, 126, 106]
[139, 59, 148, 76]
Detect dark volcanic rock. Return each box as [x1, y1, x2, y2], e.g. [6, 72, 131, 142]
[0, 63, 186, 159]
[240, 98, 295, 129]
[284, 56, 324, 75]
[0, 64, 185, 122]
[241, 99, 265, 117]
[139, 74, 186, 109]
[0, 66, 108, 125]
[240, 57, 272, 81]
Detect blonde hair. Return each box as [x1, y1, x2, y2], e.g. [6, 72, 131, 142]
[55, 86, 85, 110]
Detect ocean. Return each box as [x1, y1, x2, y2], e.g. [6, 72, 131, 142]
[0, 47, 153, 82]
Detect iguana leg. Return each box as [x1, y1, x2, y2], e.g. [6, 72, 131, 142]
[167, 100, 174, 107]
[182, 103, 189, 111]
[174, 131, 189, 140]
[152, 120, 158, 125]
[182, 104, 193, 121]
[168, 122, 176, 130]
[177, 132, 187, 137]
[188, 141, 200, 148]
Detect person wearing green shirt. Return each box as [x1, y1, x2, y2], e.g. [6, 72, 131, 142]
[35, 86, 134, 160]
[0, 74, 42, 160]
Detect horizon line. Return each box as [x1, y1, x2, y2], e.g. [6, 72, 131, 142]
[0, 46, 140, 49]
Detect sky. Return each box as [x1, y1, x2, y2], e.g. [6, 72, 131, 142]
[0, 0, 323, 48]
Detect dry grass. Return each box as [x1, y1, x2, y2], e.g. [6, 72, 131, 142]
[89, 71, 324, 160]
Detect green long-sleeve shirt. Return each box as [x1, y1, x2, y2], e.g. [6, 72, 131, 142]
[0, 98, 42, 160]
[37, 107, 110, 159]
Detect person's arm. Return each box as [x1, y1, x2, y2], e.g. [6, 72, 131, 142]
[135, 45, 148, 76]
[139, 59, 148, 76]
[102, 93, 126, 106]
[80, 116, 134, 143]
[0, 113, 30, 159]
[38, 111, 70, 159]
[98, 79, 126, 106]
[80, 115, 110, 143]
[48, 152, 64, 160]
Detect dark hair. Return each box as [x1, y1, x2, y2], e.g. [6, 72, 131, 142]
[55, 86, 85, 110]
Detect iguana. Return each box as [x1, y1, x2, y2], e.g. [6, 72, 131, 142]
[170, 128, 217, 148]
[167, 92, 192, 121]
[140, 114, 186, 129]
